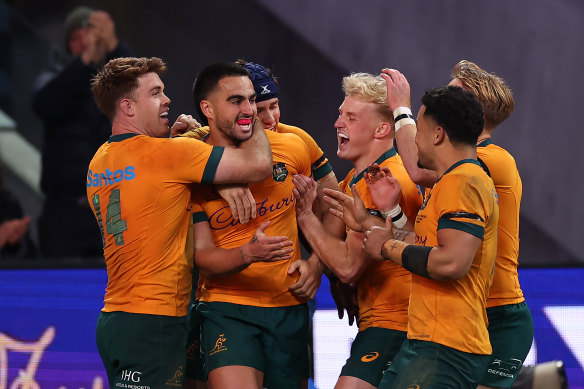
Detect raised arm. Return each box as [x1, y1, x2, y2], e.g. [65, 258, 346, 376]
[381, 68, 437, 187]
[213, 119, 273, 183]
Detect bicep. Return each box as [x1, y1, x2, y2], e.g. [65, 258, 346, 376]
[193, 221, 216, 250]
[430, 228, 482, 280]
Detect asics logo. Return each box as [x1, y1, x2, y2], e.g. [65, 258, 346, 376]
[361, 352, 379, 362]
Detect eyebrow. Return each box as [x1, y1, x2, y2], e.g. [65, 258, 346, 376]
[227, 92, 257, 101]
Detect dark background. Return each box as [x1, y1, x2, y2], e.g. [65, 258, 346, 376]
[2, 0, 582, 265]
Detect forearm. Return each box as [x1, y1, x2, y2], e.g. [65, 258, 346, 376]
[317, 172, 347, 239]
[195, 246, 250, 278]
[380, 230, 475, 281]
[306, 251, 325, 276]
[296, 211, 351, 277]
[238, 125, 272, 180]
[395, 125, 438, 188]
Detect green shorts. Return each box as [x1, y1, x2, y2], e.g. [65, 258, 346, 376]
[480, 301, 534, 388]
[340, 327, 406, 386]
[96, 311, 187, 388]
[198, 301, 309, 389]
[378, 339, 490, 389]
[185, 301, 206, 381]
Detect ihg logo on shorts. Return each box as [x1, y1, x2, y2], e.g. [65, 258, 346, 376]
[117, 369, 149, 388]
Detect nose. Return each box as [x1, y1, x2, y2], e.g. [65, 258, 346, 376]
[241, 100, 254, 116]
[162, 93, 171, 106]
[334, 115, 344, 129]
[262, 109, 275, 126]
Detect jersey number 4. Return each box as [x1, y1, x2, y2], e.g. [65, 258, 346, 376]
[92, 189, 127, 246]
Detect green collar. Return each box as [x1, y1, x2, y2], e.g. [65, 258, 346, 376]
[108, 133, 139, 143]
[350, 148, 397, 187]
[477, 139, 493, 147]
[436, 158, 481, 183]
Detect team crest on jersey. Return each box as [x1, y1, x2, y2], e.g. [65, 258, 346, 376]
[272, 162, 288, 182]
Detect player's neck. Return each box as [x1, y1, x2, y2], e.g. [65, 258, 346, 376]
[352, 140, 394, 174]
[435, 145, 477, 177]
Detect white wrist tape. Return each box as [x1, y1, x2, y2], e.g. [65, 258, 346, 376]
[381, 205, 408, 229]
[393, 106, 415, 133]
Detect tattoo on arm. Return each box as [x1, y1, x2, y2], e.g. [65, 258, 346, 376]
[381, 239, 404, 261]
[394, 229, 412, 242]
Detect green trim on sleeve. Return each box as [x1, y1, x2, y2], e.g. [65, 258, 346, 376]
[313, 161, 333, 181]
[192, 211, 208, 224]
[201, 146, 225, 184]
[438, 218, 485, 239]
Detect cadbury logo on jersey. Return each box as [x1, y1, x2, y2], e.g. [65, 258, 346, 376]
[87, 166, 135, 187]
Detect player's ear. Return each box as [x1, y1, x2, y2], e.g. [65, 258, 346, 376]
[200, 100, 213, 121]
[434, 126, 445, 145]
[120, 98, 134, 116]
[374, 122, 391, 139]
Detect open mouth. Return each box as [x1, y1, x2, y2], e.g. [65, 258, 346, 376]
[338, 132, 349, 146]
[160, 111, 169, 123]
[237, 118, 253, 131]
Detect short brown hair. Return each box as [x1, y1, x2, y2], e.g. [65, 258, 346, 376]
[92, 57, 167, 121]
[451, 60, 514, 130]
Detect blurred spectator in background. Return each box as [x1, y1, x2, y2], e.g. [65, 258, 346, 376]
[32, 6, 132, 258]
[0, 165, 36, 259]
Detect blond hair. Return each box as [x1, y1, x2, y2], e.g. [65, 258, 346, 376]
[452, 60, 514, 130]
[342, 72, 394, 124]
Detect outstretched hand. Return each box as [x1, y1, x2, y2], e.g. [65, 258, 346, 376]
[364, 163, 402, 213]
[322, 185, 377, 232]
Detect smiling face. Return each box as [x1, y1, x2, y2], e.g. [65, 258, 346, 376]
[205, 75, 257, 143]
[256, 97, 281, 131]
[334, 95, 384, 164]
[130, 72, 171, 138]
